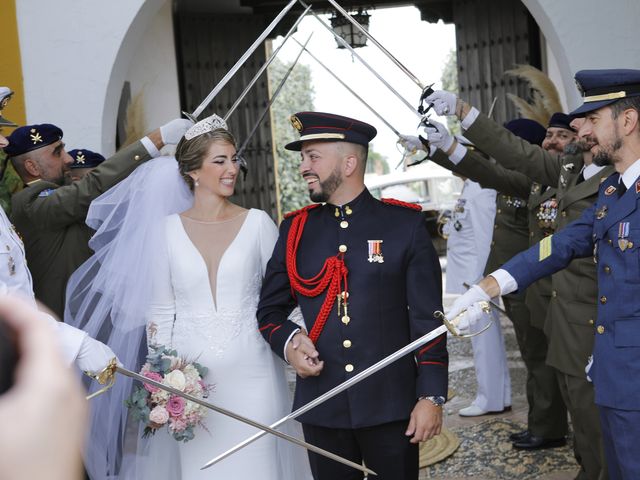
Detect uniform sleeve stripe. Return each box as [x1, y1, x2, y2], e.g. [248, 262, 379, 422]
[539, 235, 553, 261]
[268, 324, 282, 342]
[418, 335, 444, 356]
[419, 361, 446, 366]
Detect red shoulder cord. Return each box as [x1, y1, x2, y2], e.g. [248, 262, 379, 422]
[381, 197, 422, 211]
[286, 205, 348, 344]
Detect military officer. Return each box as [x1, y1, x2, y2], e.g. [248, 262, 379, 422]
[258, 112, 448, 480]
[429, 91, 611, 478]
[67, 148, 105, 181]
[451, 69, 640, 480]
[5, 118, 191, 318]
[442, 175, 513, 416]
[0, 86, 22, 215]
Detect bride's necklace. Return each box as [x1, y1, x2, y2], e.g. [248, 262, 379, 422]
[180, 211, 247, 224]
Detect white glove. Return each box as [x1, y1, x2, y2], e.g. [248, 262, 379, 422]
[425, 90, 458, 116]
[160, 118, 194, 145]
[75, 335, 118, 374]
[398, 134, 428, 153]
[453, 302, 490, 335]
[585, 355, 593, 382]
[419, 119, 454, 153]
[447, 284, 491, 331]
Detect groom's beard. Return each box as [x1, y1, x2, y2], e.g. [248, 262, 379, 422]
[308, 166, 343, 203]
[593, 137, 623, 167]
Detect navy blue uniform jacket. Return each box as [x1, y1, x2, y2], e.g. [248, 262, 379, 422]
[503, 172, 640, 410]
[257, 189, 448, 429]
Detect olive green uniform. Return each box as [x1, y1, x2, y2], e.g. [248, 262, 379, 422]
[461, 112, 610, 479]
[431, 148, 568, 439]
[10, 141, 152, 319]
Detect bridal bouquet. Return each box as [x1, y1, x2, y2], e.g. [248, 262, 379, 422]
[125, 345, 212, 442]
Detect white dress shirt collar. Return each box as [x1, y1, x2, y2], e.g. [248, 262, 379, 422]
[620, 158, 640, 188]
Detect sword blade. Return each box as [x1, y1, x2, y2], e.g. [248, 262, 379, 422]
[291, 37, 402, 138]
[236, 34, 312, 157]
[325, 0, 424, 89]
[223, 5, 311, 122]
[189, 0, 297, 120]
[115, 366, 376, 476]
[201, 323, 449, 470]
[298, 1, 420, 119]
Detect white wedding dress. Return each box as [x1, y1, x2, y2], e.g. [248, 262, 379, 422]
[146, 208, 311, 479]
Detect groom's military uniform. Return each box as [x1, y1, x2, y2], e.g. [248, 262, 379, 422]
[258, 112, 448, 480]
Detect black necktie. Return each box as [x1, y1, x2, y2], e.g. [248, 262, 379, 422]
[619, 182, 627, 197]
[576, 172, 585, 184]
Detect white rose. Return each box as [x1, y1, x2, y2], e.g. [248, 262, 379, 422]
[183, 365, 200, 384]
[149, 406, 169, 425]
[164, 370, 186, 392]
[151, 389, 170, 404]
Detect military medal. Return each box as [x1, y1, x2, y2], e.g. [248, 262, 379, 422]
[504, 195, 526, 208]
[596, 205, 608, 220]
[367, 240, 384, 263]
[618, 222, 630, 251]
[605, 185, 617, 196]
[536, 198, 558, 233]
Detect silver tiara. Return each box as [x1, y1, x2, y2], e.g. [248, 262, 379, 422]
[184, 114, 228, 140]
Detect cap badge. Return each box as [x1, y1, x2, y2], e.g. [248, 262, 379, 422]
[76, 152, 86, 164]
[29, 128, 43, 145]
[290, 115, 303, 132]
[367, 240, 384, 263]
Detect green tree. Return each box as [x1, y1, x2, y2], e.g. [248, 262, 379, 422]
[441, 49, 460, 136]
[268, 57, 315, 215]
[365, 150, 390, 175]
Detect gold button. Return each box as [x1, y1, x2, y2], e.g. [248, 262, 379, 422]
[494, 224, 498, 230]
[608, 239, 613, 245]
[600, 296, 607, 304]
[345, 364, 354, 372]
[334, 208, 340, 217]
[339, 245, 347, 253]
[551, 290, 557, 297]
[597, 325, 605, 334]
[134, 154, 141, 161]
[604, 265, 611, 274]
[562, 211, 567, 217]
[340, 291, 349, 299]
[343, 339, 352, 348]
[497, 209, 502, 214]
[589, 319, 594, 325]
[629, 241, 634, 248]
[491, 241, 495, 247]
[341, 315, 350, 325]
[340, 220, 349, 229]
[345, 206, 353, 215]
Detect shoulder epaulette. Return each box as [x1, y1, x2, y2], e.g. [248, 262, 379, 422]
[381, 198, 422, 211]
[284, 203, 321, 219]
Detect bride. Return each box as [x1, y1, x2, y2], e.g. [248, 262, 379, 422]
[66, 115, 312, 479]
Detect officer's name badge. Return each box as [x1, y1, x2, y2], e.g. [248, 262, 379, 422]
[367, 240, 384, 263]
[539, 235, 553, 261]
[604, 185, 617, 196]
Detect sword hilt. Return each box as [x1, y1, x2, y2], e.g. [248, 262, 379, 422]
[84, 357, 118, 400]
[435, 301, 492, 338]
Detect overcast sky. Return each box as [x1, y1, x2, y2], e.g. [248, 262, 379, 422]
[273, 6, 456, 167]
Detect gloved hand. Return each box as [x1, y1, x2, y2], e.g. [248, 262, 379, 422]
[75, 335, 119, 374]
[452, 302, 489, 335]
[398, 134, 428, 154]
[446, 284, 491, 334]
[425, 90, 458, 116]
[160, 118, 194, 145]
[418, 119, 454, 153]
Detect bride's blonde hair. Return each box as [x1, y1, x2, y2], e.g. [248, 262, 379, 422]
[175, 129, 237, 191]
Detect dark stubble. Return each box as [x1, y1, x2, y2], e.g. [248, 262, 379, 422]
[309, 164, 343, 203]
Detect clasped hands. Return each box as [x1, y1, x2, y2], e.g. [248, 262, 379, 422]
[286, 331, 324, 378]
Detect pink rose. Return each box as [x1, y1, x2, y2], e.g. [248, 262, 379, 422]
[166, 395, 186, 417]
[143, 372, 163, 393]
[149, 406, 169, 425]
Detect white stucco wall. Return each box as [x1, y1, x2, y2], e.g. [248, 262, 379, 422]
[15, 0, 167, 155]
[125, 1, 181, 137]
[523, 0, 640, 111]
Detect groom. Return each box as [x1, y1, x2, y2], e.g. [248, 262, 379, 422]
[258, 112, 448, 480]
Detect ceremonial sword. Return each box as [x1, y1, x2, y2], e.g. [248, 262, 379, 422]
[298, 1, 421, 119]
[222, 5, 312, 123]
[184, 0, 298, 122]
[324, 0, 425, 90]
[200, 304, 492, 470]
[236, 34, 312, 161]
[85, 362, 376, 477]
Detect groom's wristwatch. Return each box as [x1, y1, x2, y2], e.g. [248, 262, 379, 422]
[419, 395, 445, 407]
